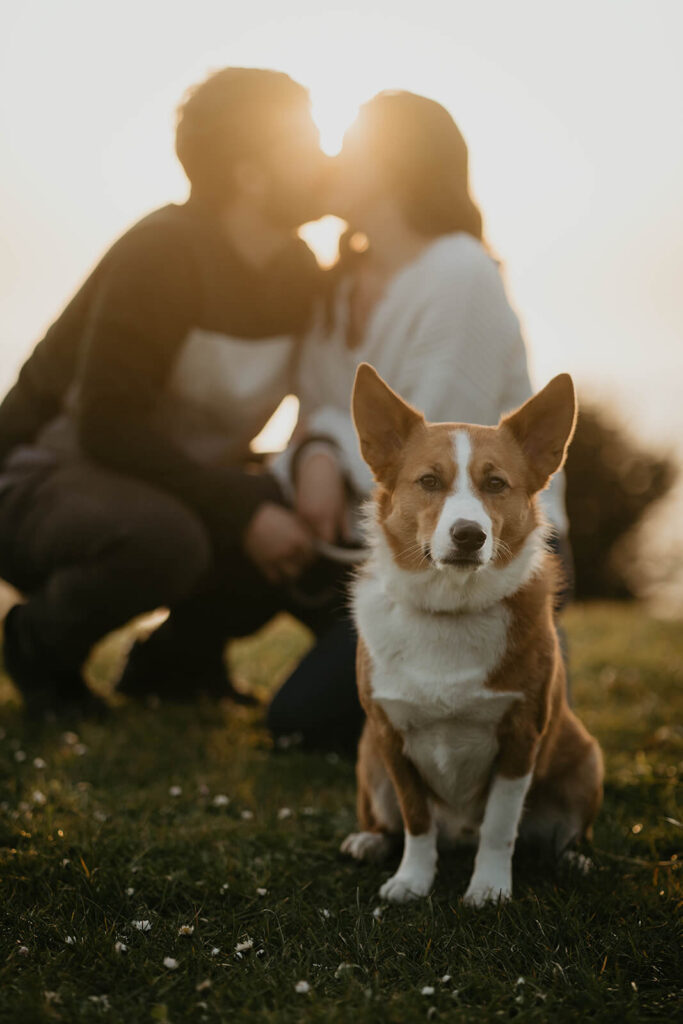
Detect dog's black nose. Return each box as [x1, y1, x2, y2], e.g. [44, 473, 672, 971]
[450, 519, 486, 553]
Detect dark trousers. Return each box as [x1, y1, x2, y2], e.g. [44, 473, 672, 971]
[0, 456, 363, 747]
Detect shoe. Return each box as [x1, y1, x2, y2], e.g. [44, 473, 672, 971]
[2, 605, 109, 720]
[116, 635, 259, 706]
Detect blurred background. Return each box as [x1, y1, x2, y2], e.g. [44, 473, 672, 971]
[1, 0, 681, 610]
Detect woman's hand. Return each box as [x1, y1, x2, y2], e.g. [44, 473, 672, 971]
[295, 450, 350, 545]
[244, 502, 315, 584]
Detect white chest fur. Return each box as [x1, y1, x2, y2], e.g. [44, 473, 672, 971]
[354, 568, 523, 818]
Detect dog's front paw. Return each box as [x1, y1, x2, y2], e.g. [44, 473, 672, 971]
[463, 870, 512, 908]
[341, 831, 392, 863]
[379, 870, 432, 903]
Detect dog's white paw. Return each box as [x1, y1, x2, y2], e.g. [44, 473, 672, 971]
[340, 831, 392, 863]
[463, 867, 512, 908]
[379, 870, 432, 903]
[562, 850, 594, 875]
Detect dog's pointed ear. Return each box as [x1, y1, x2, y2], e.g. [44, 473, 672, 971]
[500, 374, 577, 492]
[351, 363, 424, 483]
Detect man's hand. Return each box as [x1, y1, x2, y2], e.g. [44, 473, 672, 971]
[243, 502, 315, 584]
[295, 450, 350, 545]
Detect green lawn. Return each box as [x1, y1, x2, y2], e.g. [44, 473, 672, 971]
[0, 603, 681, 1022]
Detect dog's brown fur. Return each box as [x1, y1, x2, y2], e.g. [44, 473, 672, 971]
[346, 365, 603, 897]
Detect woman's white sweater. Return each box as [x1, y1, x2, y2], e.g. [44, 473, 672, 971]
[277, 232, 567, 533]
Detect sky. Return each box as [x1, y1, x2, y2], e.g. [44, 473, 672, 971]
[1, 0, 682, 455]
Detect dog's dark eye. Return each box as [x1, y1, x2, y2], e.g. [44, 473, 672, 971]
[485, 476, 508, 493]
[418, 473, 441, 491]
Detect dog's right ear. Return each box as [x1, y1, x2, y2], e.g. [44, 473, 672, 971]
[500, 373, 577, 492]
[351, 363, 424, 484]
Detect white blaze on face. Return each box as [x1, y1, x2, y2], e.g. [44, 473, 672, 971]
[429, 430, 494, 568]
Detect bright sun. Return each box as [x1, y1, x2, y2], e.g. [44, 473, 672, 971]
[310, 90, 359, 157]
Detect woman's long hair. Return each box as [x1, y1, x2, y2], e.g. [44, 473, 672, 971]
[328, 90, 484, 309]
[351, 90, 483, 240]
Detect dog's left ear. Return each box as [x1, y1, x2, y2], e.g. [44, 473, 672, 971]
[352, 363, 424, 484]
[500, 374, 577, 492]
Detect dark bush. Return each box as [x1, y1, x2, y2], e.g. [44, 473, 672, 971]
[565, 403, 677, 599]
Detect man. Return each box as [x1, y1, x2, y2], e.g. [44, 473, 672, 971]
[0, 67, 329, 717]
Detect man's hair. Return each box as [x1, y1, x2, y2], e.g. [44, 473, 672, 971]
[175, 67, 310, 203]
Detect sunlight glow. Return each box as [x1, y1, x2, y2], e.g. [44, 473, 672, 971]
[310, 91, 359, 156]
[251, 394, 300, 454]
[298, 215, 346, 269]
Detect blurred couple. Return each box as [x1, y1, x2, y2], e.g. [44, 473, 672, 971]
[0, 67, 568, 747]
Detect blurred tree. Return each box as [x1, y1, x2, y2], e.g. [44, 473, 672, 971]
[565, 404, 677, 599]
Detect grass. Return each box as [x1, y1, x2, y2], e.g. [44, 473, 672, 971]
[0, 602, 681, 1023]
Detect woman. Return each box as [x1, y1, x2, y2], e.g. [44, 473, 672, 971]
[267, 90, 568, 751]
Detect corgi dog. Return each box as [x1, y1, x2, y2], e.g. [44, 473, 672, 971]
[341, 364, 603, 906]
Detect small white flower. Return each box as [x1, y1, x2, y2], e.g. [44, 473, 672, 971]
[178, 924, 194, 936]
[73, 743, 88, 757]
[14, 750, 26, 763]
[220, 883, 229, 894]
[210, 947, 220, 956]
[114, 941, 127, 954]
[294, 980, 311, 994]
[88, 995, 111, 1010]
[18, 946, 29, 956]
[61, 858, 71, 868]
[212, 794, 230, 807]
[421, 986, 435, 996]
[234, 937, 254, 953]
[62, 731, 78, 746]
[33, 757, 47, 769]
[372, 906, 382, 920]
[163, 957, 179, 970]
[441, 974, 451, 984]
[275, 733, 302, 750]
[256, 888, 267, 896]
[240, 809, 254, 820]
[320, 908, 331, 919]
[169, 786, 182, 798]
[196, 979, 212, 992]
[277, 807, 292, 820]
[516, 976, 525, 987]
[335, 963, 354, 979]
[32, 790, 47, 806]
[65, 935, 76, 945]
[125, 887, 134, 896]
[132, 920, 152, 932]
